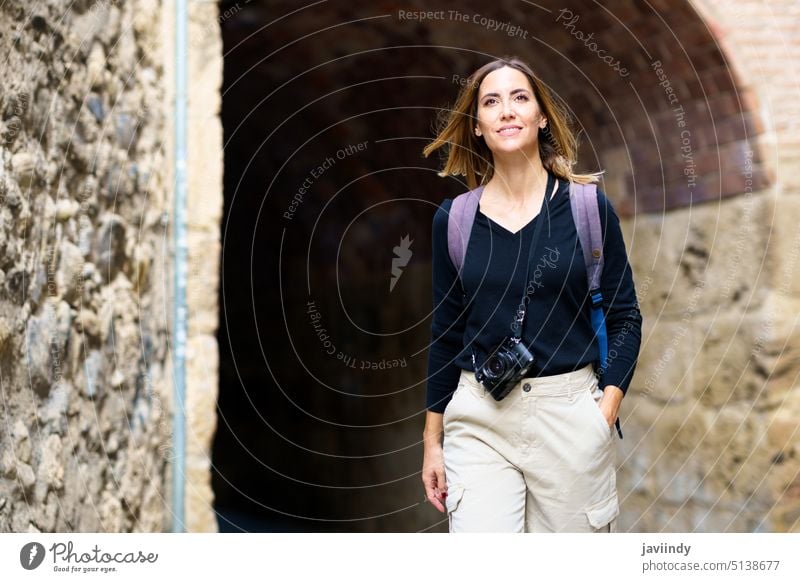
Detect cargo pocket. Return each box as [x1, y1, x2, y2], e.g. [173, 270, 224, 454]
[445, 483, 465, 531]
[585, 492, 619, 533]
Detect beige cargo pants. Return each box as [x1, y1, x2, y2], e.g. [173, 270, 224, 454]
[442, 364, 619, 532]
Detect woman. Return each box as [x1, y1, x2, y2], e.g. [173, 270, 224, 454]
[420, 56, 642, 532]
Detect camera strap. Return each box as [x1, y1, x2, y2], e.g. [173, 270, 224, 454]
[511, 171, 555, 341]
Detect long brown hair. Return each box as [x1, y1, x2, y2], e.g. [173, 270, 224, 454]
[422, 55, 603, 189]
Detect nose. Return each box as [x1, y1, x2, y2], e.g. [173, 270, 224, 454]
[501, 99, 515, 119]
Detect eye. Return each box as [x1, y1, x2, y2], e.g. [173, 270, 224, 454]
[483, 97, 497, 106]
[515, 94, 529, 102]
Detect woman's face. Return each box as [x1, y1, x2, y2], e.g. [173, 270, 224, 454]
[475, 66, 546, 157]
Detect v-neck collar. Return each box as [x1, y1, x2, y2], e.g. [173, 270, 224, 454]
[476, 174, 560, 237]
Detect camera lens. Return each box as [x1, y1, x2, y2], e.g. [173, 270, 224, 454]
[488, 356, 505, 376]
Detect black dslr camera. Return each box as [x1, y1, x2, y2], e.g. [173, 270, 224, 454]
[474, 337, 536, 401]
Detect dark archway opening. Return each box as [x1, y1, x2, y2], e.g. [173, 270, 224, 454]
[211, 1, 454, 533]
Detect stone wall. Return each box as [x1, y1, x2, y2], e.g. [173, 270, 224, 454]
[0, 0, 174, 532]
[0, 0, 223, 534]
[182, 0, 224, 533]
[614, 0, 800, 533]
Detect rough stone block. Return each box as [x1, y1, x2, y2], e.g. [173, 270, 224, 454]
[631, 318, 696, 404]
[629, 192, 772, 319]
[693, 312, 772, 408]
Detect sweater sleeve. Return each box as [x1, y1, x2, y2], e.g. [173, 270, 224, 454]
[426, 200, 468, 413]
[595, 189, 643, 395]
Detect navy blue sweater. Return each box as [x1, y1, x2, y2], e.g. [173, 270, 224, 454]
[426, 174, 643, 413]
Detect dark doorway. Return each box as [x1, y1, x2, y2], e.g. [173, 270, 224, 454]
[211, 1, 455, 532]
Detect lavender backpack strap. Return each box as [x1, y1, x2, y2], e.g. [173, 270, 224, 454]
[569, 182, 604, 290]
[447, 185, 484, 277]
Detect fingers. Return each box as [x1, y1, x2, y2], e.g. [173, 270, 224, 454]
[436, 465, 448, 499]
[422, 469, 447, 513]
[427, 489, 445, 513]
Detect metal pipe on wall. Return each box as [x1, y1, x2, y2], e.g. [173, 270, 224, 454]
[172, 0, 188, 533]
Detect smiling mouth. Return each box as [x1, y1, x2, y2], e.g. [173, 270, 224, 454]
[498, 127, 522, 136]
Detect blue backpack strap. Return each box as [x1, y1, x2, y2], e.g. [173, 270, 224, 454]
[570, 182, 623, 439]
[447, 185, 484, 279]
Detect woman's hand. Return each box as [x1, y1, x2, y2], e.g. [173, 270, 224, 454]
[598, 384, 624, 428]
[422, 411, 448, 513]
